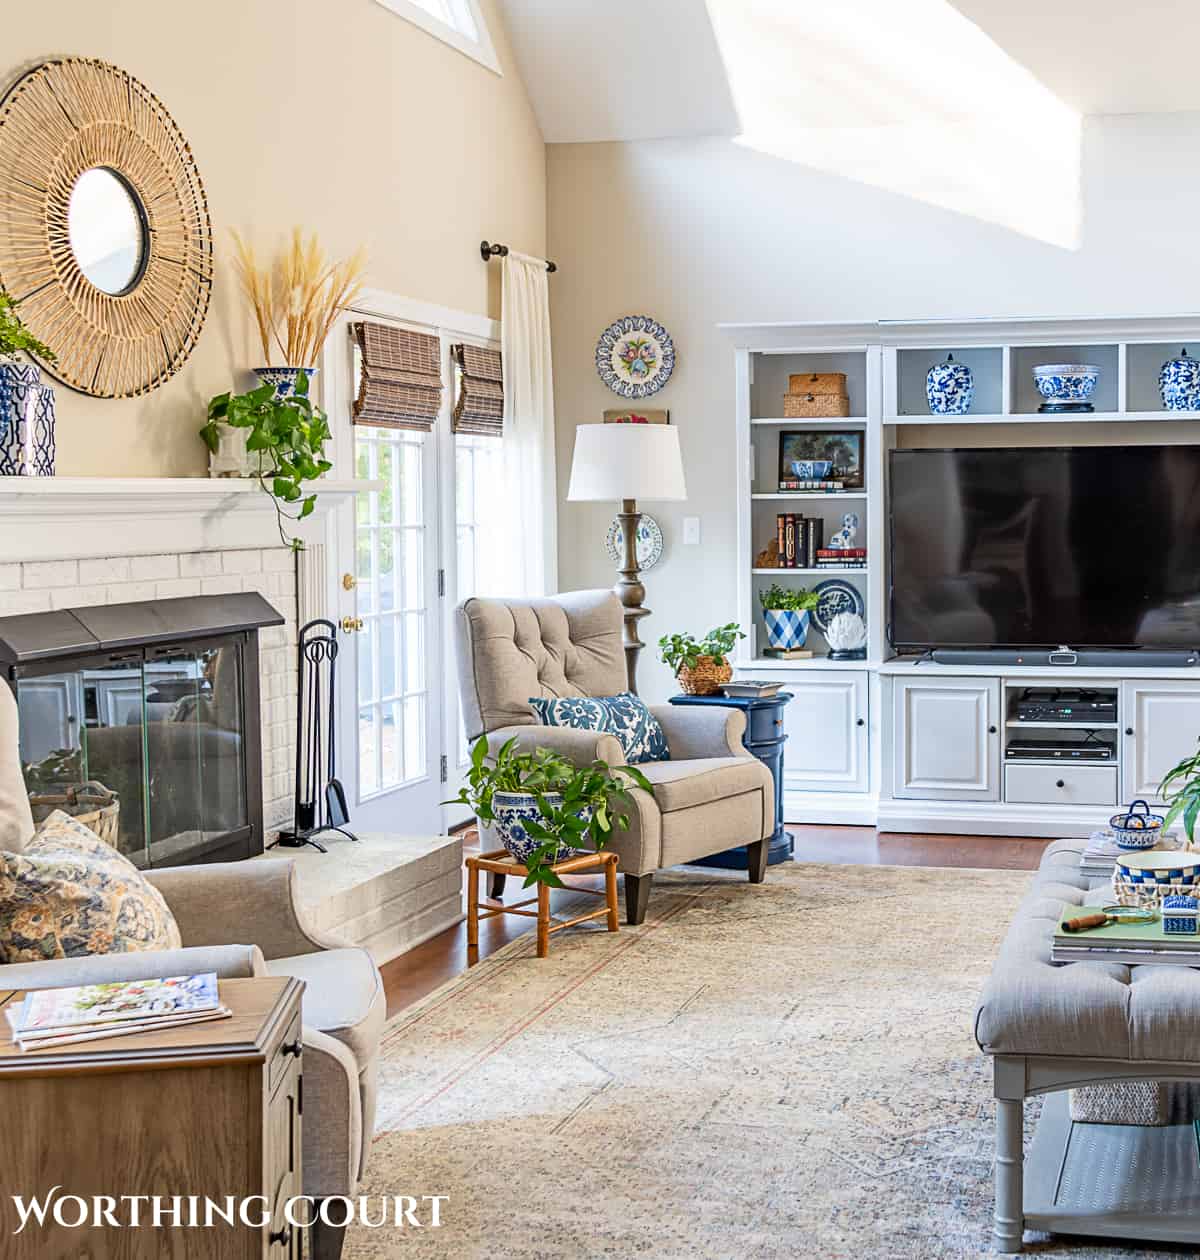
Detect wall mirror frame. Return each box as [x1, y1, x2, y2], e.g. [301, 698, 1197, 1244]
[0, 57, 213, 397]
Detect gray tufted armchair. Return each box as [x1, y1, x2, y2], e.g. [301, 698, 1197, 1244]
[455, 589, 775, 923]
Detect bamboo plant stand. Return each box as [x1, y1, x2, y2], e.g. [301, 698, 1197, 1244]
[466, 848, 620, 959]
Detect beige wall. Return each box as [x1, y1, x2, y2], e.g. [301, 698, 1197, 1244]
[548, 118, 1200, 700]
[7, 0, 545, 476]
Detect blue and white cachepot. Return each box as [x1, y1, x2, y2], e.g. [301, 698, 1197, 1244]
[763, 607, 811, 651]
[1033, 363, 1099, 405]
[489, 791, 591, 865]
[254, 367, 319, 399]
[1159, 348, 1200, 411]
[925, 353, 974, 414]
[0, 363, 55, 476]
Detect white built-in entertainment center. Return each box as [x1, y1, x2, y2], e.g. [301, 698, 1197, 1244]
[727, 315, 1200, 836]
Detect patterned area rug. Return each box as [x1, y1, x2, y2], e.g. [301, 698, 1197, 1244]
[346, 863, 1182, 1259]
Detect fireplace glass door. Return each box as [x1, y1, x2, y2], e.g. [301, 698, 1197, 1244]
[15, 636, 251, 867]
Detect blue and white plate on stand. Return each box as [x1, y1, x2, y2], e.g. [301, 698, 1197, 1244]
[605, 514, 664, 570]
[595, 315, 675, 399]
[812, 579, 866, 634]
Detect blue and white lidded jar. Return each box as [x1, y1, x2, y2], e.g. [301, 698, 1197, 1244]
[0, 363, 55, 477]
[925, 354, 974, 415]
[1162, 894, 1199, 935]
[1158, 348, 1200, 411]
[763, 607, 811, 650]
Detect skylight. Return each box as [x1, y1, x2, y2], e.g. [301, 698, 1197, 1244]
[705, 0, 1082, 248]
[375, 0, 499, 74]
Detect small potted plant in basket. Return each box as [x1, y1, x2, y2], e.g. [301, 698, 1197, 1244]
[446, 736, 652, 888]
[758, 584, 819, 652]
[658, 622, 745, 695]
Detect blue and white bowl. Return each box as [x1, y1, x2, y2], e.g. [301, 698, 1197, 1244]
[489, 791, 590, 865]
[1159, 348, 1200, 411]
[1110, 799, 1166, 850]
[1116, 850, 1200, 888]
[763, 607, 811, 650]
[925, 354, 974, 415]
[790, 459, 833, 480]
[1033, 363, 1100, 404]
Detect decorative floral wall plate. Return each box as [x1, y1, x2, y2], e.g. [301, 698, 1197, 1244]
[605, 514, 664, 570]
[595, 315, 675, 398]
[812, 579, 866, 634]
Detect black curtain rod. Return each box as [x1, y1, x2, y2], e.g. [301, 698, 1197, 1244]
[480, 240, 557, 273]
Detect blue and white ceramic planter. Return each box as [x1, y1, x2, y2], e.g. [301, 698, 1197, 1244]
[1159, 348, 1200, 411]
[1033, 363, 1099, 404]
[254, 366, 319, 399]
[925, 353, 974, 415]
[490, 791, 590, 865]
[763, 607, 811, 651]
[0, 364, 55, 477]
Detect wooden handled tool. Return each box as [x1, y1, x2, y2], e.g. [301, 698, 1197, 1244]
[1063, 913, 1110, 933]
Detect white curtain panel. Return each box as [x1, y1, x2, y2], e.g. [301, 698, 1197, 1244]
[501, 252, 558, 595]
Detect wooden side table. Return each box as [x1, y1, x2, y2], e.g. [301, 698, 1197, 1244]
[668, 690, 795, 869]
[0, 975, 304, 1259]
[467, 848, 620, 957]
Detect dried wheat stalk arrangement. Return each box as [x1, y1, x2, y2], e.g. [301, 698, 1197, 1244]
[231, 228, 367, 368]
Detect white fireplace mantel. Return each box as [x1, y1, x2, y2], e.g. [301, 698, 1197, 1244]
[0, 477, 372, 564]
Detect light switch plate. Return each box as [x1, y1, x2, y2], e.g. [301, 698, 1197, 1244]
[683, 516, 701, 545]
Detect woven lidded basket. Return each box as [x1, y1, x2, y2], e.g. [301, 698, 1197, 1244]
[676, 656, 733, 696]
[30, 780, 120, 846]
[1070, 1081, 1168, 1126]
[788, 372, 846, 395]
[782, 392, 851, 418]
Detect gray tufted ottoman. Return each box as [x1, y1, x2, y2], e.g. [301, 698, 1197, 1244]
[975, 838, 1200, 1253]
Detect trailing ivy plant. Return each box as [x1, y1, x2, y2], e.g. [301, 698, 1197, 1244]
[758, 584, 819, 613]
[0, 289, 55, 363]
[657, 622, 745, 674]
[1160, 741, 1200, 843]
[445, 735, 653, 888]
[200, 371, 332, 551]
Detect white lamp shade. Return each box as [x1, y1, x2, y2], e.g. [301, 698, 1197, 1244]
[566, 423, 687, 502]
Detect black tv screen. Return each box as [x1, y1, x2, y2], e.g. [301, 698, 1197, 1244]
[889, 446, 1200, 650]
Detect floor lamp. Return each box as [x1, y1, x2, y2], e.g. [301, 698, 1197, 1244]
[566, 423, 687, 693]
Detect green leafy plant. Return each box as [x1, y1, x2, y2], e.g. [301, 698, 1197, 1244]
[657, 622, 745, 674]
[200, 371, 332, 551]
[1160, 742, 1200, 844]
[758, 584, 819, 613]
[445, 735, 653, 888]
[0, 289, 55, 363]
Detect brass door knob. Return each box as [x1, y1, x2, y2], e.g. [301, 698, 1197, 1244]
[342, 573, 357, 591]
[340, 616, 364, 633]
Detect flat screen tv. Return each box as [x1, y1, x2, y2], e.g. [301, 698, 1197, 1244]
[889, 446, 1200, 650]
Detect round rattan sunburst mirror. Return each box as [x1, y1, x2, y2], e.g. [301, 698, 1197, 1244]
[0, 57, 212, 397]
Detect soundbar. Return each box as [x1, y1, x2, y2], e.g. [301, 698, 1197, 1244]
[930, 646, 1200, 668]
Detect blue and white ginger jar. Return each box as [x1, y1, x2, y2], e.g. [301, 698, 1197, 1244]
[489, 791, 590, 865]
[0, 362, 55, 476]
[254, 366, 319, 399]
[925, 353, 974, 415]
[763, 607, 811, 650]
[1158, 348, 1200, 411]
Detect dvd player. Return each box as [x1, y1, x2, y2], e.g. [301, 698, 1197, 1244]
[1007, 738, 1114, 761]
[1015, 688, 1116, 723]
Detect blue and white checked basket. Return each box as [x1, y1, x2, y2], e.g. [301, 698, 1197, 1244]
[1115, 851, 1200, 888]
[763, 607, 810, 651]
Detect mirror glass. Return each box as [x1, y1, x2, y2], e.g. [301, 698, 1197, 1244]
[67, 167, 147, 294]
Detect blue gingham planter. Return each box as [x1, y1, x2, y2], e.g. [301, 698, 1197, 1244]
[1162, 895, 1199, 935]
[763, 607, 810, 650]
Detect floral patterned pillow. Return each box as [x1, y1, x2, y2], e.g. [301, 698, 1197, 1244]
[0, 811, 181, 963]
[528, 693, 669, 765]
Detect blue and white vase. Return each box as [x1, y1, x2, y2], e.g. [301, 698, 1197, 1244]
[254, 366, 319, 399]
[489, 791, 590, 865]
[0, 364, 55, 477]
[1159, 348, 1200, 411]
[763, 607, 811, 651]
[925, 353, 974, 415]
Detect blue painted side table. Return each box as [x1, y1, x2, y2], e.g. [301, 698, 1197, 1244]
[668, 691, 794, 868]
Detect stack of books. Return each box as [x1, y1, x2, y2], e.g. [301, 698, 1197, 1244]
[1052, 906, 1200, 966]
[778, 479, 844, 493]
[5, 973, 230, 1052]
[721, 680, 782, 698]
[815, 548, 866, 569]
[762, 647, 813, 660]
[776, 514, 824, 567]
[1079, 828, 1180, 880]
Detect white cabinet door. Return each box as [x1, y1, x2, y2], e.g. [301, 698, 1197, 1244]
[893, 677, 1000, 800]
[1122, 682, 1200, 803]
[782, 671, 868, 794]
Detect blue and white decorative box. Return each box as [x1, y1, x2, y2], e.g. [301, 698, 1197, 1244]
[0, 364, 55, 477]
[1162, 894, 1199, 935]
[1158, 348, 1200, 411]
[763, 607, 810, 651]
[925, 354, 974, 415]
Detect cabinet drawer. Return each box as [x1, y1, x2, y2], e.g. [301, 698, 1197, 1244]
[747, 703, 785, 745]
[1004, 763, 1117, 806]
[269, 1008, 302, 1095]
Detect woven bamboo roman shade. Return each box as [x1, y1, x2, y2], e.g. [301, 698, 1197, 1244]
[452, 343, 504, 437]
[352, 321, 442, 430]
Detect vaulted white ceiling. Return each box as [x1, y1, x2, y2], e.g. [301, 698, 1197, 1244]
[495, 0, 1200, 144]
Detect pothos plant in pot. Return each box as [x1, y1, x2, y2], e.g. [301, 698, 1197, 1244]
[658, 622, 745, 695]
[446, 735, 652, 888]
[1159, 743, 1200, 847]
[758, 584, 819, 652]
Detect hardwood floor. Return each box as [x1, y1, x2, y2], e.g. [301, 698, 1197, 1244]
[378, 824, 1054, 1017]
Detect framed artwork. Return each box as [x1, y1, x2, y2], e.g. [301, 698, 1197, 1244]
[777, 429, 864, 489]
[603, 409, 670, 425]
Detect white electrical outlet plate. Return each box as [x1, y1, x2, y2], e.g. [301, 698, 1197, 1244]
[683, 516, 701, 545]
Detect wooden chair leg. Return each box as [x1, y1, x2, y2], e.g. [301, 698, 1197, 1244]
[466, 860, 479, 951]
[605, 857, 619, 931]
[746, 838, 769, 884]
[536, 882, 550, 957]
[624, 871, 653, 925]
[488, 871, 507, 899]
[310, 1212, 346, 1260]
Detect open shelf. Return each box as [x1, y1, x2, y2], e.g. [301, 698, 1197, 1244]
[751, 491, 867, 500]
[752, 567, 867, 576]
[1005, 720, 1119, 730]
[887, 410, 1200, 425]
[741, 656, 873, 671]
[751, 416, 868, 427]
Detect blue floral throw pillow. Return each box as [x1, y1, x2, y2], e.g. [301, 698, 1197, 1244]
[528, 693, 669, 765]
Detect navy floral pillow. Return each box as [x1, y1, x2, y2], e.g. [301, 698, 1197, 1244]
[529, 693, 670, 765]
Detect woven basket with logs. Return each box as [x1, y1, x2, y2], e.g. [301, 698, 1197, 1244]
[676, 655, 733, 696]
[29, 780, 120, 846]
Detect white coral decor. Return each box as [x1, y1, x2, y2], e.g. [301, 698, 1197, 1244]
[825, 612, 867, 652]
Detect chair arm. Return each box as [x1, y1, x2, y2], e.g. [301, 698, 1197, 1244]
[144, 860, 343, 961]
[649, 705, 747, 760]
[0, 943, 265, 993]
[300, 1026, 364, 1198]
[487, 724, 625, 768]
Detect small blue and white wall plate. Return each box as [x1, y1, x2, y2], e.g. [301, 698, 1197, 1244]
[925, 353, 974, 415]
[605, 514, 664, 570]
[595, 316, 675, 398]
[1159, 348, 1200, 411]
[812, 579, 866, 634]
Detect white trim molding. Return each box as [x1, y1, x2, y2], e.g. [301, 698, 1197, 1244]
[372, 0, 501, 75]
